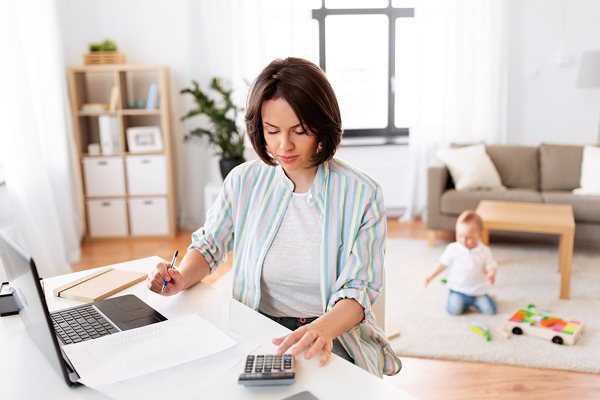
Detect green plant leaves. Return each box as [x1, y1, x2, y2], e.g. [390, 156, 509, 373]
[89, 39, 118, 52]
[181, 78, 245, 160]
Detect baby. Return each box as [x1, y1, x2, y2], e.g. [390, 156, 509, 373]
[425, 210, 497, 315]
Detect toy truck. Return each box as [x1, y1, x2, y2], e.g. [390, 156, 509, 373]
[505, 308, 584, 345]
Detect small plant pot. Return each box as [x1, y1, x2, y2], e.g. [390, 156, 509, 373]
[84, 52, 126, 65]
[219, 158, 245, 180]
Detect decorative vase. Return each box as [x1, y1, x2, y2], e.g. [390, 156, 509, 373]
[219, 158, 245, 180]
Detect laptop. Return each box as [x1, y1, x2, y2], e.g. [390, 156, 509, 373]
[0, 228, 167, 387]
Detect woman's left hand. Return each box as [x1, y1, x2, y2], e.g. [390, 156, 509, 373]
[272, 320, 334, 366]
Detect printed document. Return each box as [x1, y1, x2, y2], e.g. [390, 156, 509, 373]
[147, 287, 231, 330]
[91, 331, 260, 400]
[62, 314, 236, 387]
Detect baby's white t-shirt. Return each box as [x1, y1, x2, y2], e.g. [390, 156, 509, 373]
[439, 241, 497, 296]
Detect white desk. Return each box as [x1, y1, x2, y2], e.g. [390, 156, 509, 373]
[0, 256, 415, 400]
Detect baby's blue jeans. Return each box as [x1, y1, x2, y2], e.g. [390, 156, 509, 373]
[447, 290, 497, 315]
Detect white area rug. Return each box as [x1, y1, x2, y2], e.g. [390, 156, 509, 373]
[385, 239, 600, 373]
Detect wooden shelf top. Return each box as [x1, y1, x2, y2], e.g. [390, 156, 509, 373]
[69, 64, 167, 73]
[77, 109, 162, 117]
[81, 152, 165, 158]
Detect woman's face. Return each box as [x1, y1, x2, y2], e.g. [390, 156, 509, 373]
[262, 98, 319, 175]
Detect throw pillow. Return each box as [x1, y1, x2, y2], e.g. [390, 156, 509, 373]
[573, 145, 600, 196]
[436, 144, 506, 191]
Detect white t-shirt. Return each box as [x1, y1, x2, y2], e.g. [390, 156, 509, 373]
[259, 192, 323, 318]
[439, 241, 497, 296]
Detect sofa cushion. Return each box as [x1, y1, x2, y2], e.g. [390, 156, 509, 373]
[440, 189, 543, 216]
[486, 145, 539, 190]
[573, 145, 600, 196]
[436, 144, 505, 191]
[540, 144, 583, 191]
[542, 190, 600, 223]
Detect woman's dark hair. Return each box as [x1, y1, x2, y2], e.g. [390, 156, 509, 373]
[246, 57, 342, 167]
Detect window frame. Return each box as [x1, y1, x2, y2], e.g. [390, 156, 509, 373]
[312, 3, 414, 141]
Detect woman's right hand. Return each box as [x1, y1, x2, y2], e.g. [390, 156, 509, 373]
[146, 261, 185, 296]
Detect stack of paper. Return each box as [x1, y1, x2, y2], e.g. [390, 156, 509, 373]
[62, 292, 259, 400]
[62, 314, 236, 387]
[94, 331, 258, 400]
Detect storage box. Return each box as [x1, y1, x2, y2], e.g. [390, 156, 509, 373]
[128, 197, 169, 236]
[125, 155, 167, 195]
[86, 199, 128, 238]
[82, 157, 125, 197]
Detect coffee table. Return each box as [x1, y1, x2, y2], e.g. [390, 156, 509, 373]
[475, 200, 575, 299]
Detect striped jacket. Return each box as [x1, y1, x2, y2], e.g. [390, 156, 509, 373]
[190, 157, 402, 377]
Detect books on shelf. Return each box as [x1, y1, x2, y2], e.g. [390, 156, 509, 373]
[81, 103, 109, 112]
[146, 83, 157, 111]
[98, 115, 120, 155]
[108, 85, 120, 111]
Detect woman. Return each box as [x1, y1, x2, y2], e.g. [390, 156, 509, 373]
[146, 57, 401, 377]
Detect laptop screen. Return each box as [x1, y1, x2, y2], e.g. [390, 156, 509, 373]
[0, 229, 73, 385]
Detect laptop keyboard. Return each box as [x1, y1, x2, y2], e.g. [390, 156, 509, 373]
[51, 305, 119, 345]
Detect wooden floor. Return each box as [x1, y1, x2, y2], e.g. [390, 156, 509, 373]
[72, 219, 600, 400]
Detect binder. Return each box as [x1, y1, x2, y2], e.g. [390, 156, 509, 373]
[98, 115, 120, 155]
[53, 268, 147, 302]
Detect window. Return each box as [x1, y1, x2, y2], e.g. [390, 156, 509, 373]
[312, 1, 415, 141]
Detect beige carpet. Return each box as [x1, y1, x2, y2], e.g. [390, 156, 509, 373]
[384, 239, 600, 373]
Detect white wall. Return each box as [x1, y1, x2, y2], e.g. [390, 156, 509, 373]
[55, 0, 600, 228]
[507, 0, 600, 145]
[336, 144, 410, 216]
[56, 0, 223, 230]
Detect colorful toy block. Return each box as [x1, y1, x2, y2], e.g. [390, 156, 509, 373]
[471, 321, 488, 332]
[470, 325, 485, 336]
[531, 315, 544, 323]
[553, 323, 566, 332]
[561, 323, 578, 335]
[541, 318, 558, 328]
[534, 307, 551, 312]
[471, 321, 490, 341]
[528, 304, 552, 312]
[510, 311, 526, 322]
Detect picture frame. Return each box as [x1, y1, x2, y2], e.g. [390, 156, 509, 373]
[126, 126, 163, 153]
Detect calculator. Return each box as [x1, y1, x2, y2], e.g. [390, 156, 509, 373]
[238, 353, 295, 386]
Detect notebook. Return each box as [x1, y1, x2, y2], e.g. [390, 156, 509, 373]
[53, 267, 147, 302]
[0, 228, 167, 387]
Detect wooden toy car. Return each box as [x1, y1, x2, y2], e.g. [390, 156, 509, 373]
[505, 308, 584, 345]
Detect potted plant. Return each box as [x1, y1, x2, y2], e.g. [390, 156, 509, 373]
[181, 78, 245, 179]
[84, 39, 125, 65]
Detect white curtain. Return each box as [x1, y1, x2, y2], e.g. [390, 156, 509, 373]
[402, 0, 509, 221]
[0, 0, 82, 277]
[186, 0, 314, 172]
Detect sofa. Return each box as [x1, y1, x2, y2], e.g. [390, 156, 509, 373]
[427, 143, 600, 246]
